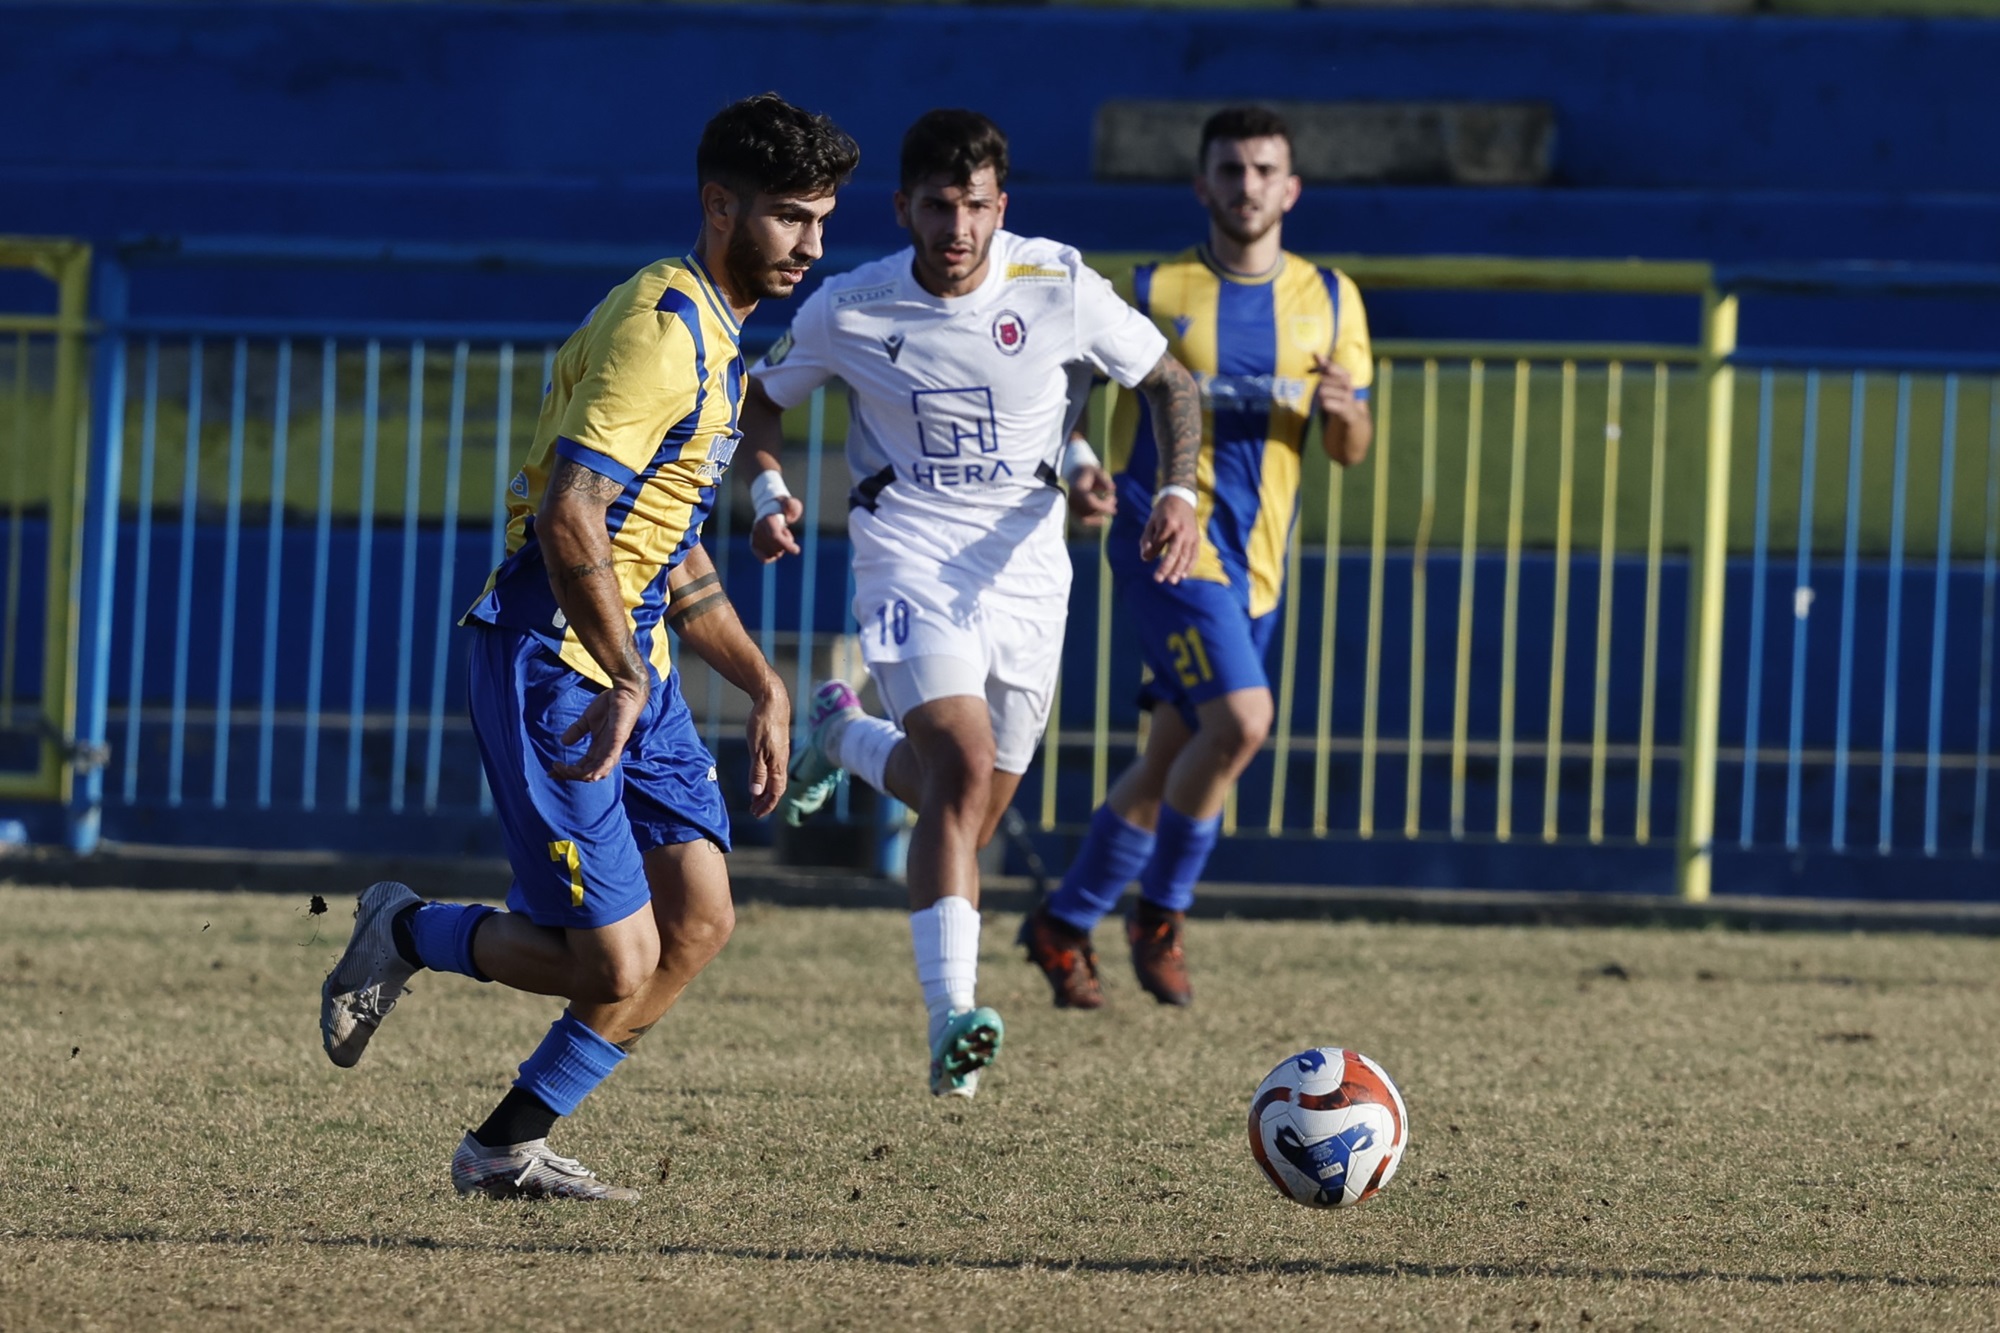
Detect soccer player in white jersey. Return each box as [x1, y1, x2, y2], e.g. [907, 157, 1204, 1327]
[739, 109, 1204, 1097]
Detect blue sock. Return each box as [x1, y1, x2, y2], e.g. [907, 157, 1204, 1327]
[1137, 804, 1221, 914]
[515, 1011, 628, 1117]
[1045, 804, 1157, 932]
[407, 902, 497, 982]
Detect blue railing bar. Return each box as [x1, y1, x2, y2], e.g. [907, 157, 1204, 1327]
[1784, 371, 1821, 851]
[1877, 374, 1914, 855]
[425, 341, 468, 814]
[1831, 373, 1866, 851]
[112, 233, 884, 277]
[478, 344, 520, 817]
[1738, 370, 1776, 848]
[1976, 379, 2000, 858]
[121, 339, 160, 806]
[704, 467, 731, 755]
[837, 557, 857, 823]
[793, 390, 826, 751]
[389, 341, 426, 814]
[1731, 348, 2000, 375]
[1923, 376, 1960, 856]
[72, 261, 133, 853]
[210, 337, 249, 808]
[256, 340, 291, 810]
[302, 340, 336, 812]
[107, 316, 584, 345]
[1716, 262, 2000, 297]
[345, 341, 381, 814]
[166, 338, 203, 809]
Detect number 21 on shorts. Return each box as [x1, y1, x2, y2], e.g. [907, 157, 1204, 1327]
[876, 598, 912, 647]
[1168, 625, 1214, 687]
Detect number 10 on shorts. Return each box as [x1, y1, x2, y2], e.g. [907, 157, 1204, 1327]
[877, 599, 912, 647]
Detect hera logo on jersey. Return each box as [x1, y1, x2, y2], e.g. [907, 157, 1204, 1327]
[991, 311, 1028, 355]
[884, 333, 906, 363]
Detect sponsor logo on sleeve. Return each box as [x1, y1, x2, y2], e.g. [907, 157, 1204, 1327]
[762, 329, 795, 368]
[834, 283, 898, 309]
[991, 311, 1028, 356]
[1005, 263, 1068, 283]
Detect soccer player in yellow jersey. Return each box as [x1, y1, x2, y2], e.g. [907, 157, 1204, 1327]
[1024, 106, 1374, 1009]
[319, 94, 859, 1200]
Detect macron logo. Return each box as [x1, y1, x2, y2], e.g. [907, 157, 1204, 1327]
[884, 333, 906, 363]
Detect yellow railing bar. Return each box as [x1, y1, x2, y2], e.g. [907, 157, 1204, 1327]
[1676, 293, 1740, 901]
[1311, 462, 1344, 834]
[1588, 363, 1625, 843]
[1449, 360, 1485, 839]
[1314, 255, 1716, 296]
[1039, 672, 1061, 831]
[0, 314, 94, 337]
[2, 331, 27, 728]
[1404, 360, 1439, 838]
[1542, 361, 1579, 841]
[1358, 360, 1392, 837]
[1376, 339, 1701, 366]
[1635, 363, 1670, 843]
[1496, 361, 1530, 841]
[1268, 498, 1306, 834]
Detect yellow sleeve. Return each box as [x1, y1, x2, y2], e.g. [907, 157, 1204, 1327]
[1335, 272, 1374, 391]
[555, 307, 701, 479]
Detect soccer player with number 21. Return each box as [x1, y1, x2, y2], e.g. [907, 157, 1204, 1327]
[741, 109, 1204, 1098]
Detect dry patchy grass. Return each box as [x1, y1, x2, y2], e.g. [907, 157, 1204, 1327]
[2, 885, 1998, 1330]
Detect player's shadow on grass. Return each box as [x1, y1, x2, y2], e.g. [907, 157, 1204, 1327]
[35, 1230, 2000, 1291]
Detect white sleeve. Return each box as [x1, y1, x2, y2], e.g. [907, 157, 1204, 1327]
[1073, 261, 1168, 390]
[748, 288, 836, 410]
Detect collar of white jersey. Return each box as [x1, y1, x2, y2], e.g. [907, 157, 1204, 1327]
[897, 230, 1019, 309]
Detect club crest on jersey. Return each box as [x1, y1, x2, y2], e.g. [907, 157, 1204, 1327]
[884, 333, 906, 363]
[1289, 315, 1328, 351]
[991, 310, 1028, 355]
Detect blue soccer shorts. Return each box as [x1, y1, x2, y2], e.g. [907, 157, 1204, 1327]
[467, 623, 730, 932]
[1107, 530, 1279, 730]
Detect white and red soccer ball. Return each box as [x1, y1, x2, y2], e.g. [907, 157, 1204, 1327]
[1248, 1047, 1409, 1208]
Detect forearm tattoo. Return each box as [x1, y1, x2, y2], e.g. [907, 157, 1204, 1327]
[666, 571, 728, 631]
[1138, 355, 1202, 491]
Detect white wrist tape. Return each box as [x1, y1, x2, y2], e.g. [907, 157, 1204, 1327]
[1058, 435, 1102, 484]
[750, 470, 793, 523]
[1155, 484, 1199, 509]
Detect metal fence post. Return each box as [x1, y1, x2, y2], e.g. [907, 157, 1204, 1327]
[1676, 285, 1738, 900]
[68, 251, 121, 852]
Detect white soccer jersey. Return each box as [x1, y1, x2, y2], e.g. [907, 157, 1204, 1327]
[751, 231, 1167, 617]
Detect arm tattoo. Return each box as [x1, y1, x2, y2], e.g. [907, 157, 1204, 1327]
[1137, 355, 1202, 491]
[557, 557, 615, 587]
[548, 456, 626, 504]
[667, 586, 728, 632]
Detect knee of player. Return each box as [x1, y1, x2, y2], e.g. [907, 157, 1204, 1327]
[668, 896, 735, 966]
[588, 946, 658, 1004]
[1212, 694, 1274, 761]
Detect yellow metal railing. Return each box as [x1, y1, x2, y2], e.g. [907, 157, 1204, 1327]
[0, 237, 91, 803]
[1066, 255, 1730, 900]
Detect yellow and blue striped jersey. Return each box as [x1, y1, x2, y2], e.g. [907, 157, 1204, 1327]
[464, 254, 744, 685]
[1111, 247, 1371, 618]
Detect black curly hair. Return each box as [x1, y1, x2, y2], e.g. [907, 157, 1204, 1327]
[1198, 105, 1293, 170]
[697, 93, 860, 200]
[899, 109, 1009, 192]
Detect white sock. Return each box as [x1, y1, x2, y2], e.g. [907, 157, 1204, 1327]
[830, 714, 902, 792]
[910, 896, 980, 1047]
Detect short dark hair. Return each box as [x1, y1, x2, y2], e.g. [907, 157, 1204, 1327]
[899, 109, 1010, 192]
[696, 93, 860, 200]
[1198, 105, 1294, 171]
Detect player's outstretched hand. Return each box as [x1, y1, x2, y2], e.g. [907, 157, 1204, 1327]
[1140, 491, 1199, 584]
[750, 496, 806, 563]
[743, 681, 791, 819]
[1067, 464, 1118, 528]
[551, 679, 649, 782]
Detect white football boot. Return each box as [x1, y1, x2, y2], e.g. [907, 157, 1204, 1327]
[319, 880, 421, 1068]
[451, 1133, 641, 1201]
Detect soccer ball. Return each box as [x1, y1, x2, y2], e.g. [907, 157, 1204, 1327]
[1248, 1047, 1409, 1208]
